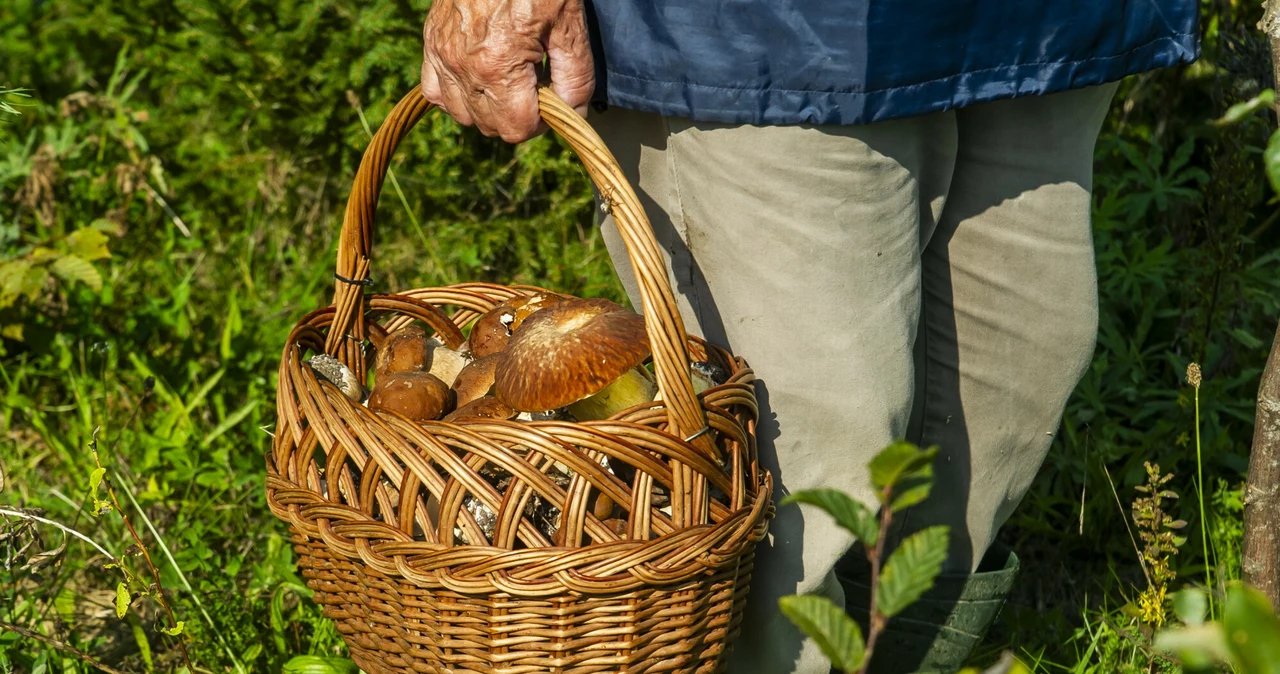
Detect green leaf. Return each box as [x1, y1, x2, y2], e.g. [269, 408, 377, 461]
[1214, 90, 1276, 126]
[115, 582, 131, 618]
[160, 620, 185, 636]
[89, 466, 112, 515]
[127, 614, 154, 672]
[1223, 584, 1280, 673]
[781, 489, 879, 543]
[1229, 328, 1266, 350]
[281, 656, 361, 674]
[50, 255, 103, 292]
[64, 228, 112, 261]
[89, 467, 106, 495]
[1265, 129, 1280, 197]
[889, 481, 932, 513]
[2, 324, 23, 341]
[1154, 624, 1230, 671]
[1173, 588, 1209, 626]
[778, 595, 866, 673]
[219, 289, 242, 361]
[958, 653, 1033, 674]
[877, 526, 949, 618]
[0, 258, 35, 308]
[868, 441, 937, 492]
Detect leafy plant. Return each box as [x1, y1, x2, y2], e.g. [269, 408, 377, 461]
[1132, 461, 1188, 627]
[779, 441, 1018, 673]
[0, 88, 27, 118]
[1155, 584, 1280, 672]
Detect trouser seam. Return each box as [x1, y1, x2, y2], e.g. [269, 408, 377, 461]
[662, 117, 707, 329]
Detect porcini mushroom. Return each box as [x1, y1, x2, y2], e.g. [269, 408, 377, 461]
[493, 298, 657, 420]
[306, 354, 364, 402]
[367, 371, 454, 422]
[442, 395, 516, 422]
[466, 306, 517, 358]
[451, 353, 500, 407]
[504, 292, 566, 331]
[466, 293, 567, 358]
[376, 325, 430, 375]
[426, 337, 469, 385]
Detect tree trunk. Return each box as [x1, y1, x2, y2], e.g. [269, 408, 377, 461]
[1244, 320, 1280, 606]
[1245, 2, 1280, 608]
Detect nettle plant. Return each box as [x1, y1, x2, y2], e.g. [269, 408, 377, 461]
[778, 441, 1027, 674]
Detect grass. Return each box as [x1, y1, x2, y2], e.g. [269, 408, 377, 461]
[2, 0, 1280, 671]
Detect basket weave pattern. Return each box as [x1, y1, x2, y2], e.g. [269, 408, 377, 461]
[265, 89, 772, 673]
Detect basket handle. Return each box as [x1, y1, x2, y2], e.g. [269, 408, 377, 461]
[327, 88, 716, 491]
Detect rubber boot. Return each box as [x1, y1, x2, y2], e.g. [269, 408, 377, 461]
[833, 543, 1020, 674]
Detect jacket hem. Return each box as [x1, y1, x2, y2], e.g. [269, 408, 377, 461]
[601, 33, 1199, 126]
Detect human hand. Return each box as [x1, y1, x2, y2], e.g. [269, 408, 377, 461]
[421, 0, 594, 143]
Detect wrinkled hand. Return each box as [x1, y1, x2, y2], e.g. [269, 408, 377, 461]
[422, 0, 594, 143]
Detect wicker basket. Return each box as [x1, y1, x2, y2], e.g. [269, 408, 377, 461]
[265, 87, 773, 674]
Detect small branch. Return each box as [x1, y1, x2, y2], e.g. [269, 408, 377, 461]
[0, 507, 114, 559]
[0, 621, 134, 674]
[858, 487, 895, 674]
[89, 428, 194, 670]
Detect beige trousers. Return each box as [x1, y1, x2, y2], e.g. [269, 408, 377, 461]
[591, 82, 1118, 674]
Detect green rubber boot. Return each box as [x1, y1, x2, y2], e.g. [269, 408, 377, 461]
[834, 543, 1020, 674]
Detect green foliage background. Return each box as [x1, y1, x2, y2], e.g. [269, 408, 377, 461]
[1, 0, 1278, 671]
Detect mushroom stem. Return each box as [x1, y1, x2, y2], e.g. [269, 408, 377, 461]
[567, 367, 658, 421]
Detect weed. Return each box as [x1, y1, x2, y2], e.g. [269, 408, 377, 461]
[1132, 462, 1187, 628]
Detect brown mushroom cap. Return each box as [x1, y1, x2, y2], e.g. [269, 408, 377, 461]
[376, 325, 431, 376]
[442, 395, 517, 422]
[493, 298, 650, 412]
[505, 292, 567, 331]
[367, 371, 454, 422]
[592, 491, 616, 520]
[451, 353, 500, 407]
[467, 306, 516, 358]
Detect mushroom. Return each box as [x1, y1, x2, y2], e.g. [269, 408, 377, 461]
[466, 293, 568, 358]
[692, 360, 730, 392]
[425, 337, 469, 385]
[367, 371, 454, 422]
[515, 409, 569, 422]
[505, 292, 567, 331]
[602, 518, 629, 537]
[592, 491, 616, 520]
[376, 325, 430, 376]
[306, 354, 364, 402]
[451, 353, 500, 407]
[442, 395, 516, 422]
[466, 306, 517, 358]
[653, 361, 730, 401]
[493, 298, 657, 421]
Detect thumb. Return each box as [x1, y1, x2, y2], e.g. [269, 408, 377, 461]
[545, 4, 595, 116]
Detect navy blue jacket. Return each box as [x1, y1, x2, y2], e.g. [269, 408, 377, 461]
[585, 1, 1199, 125]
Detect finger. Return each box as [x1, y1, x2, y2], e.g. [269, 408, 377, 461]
[421, 59, 443, 106]
[546, 4, 596, 116]
[482, 62, 542, 143]
[436, 69, 477, 127]
[466, 91, 503, 138]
